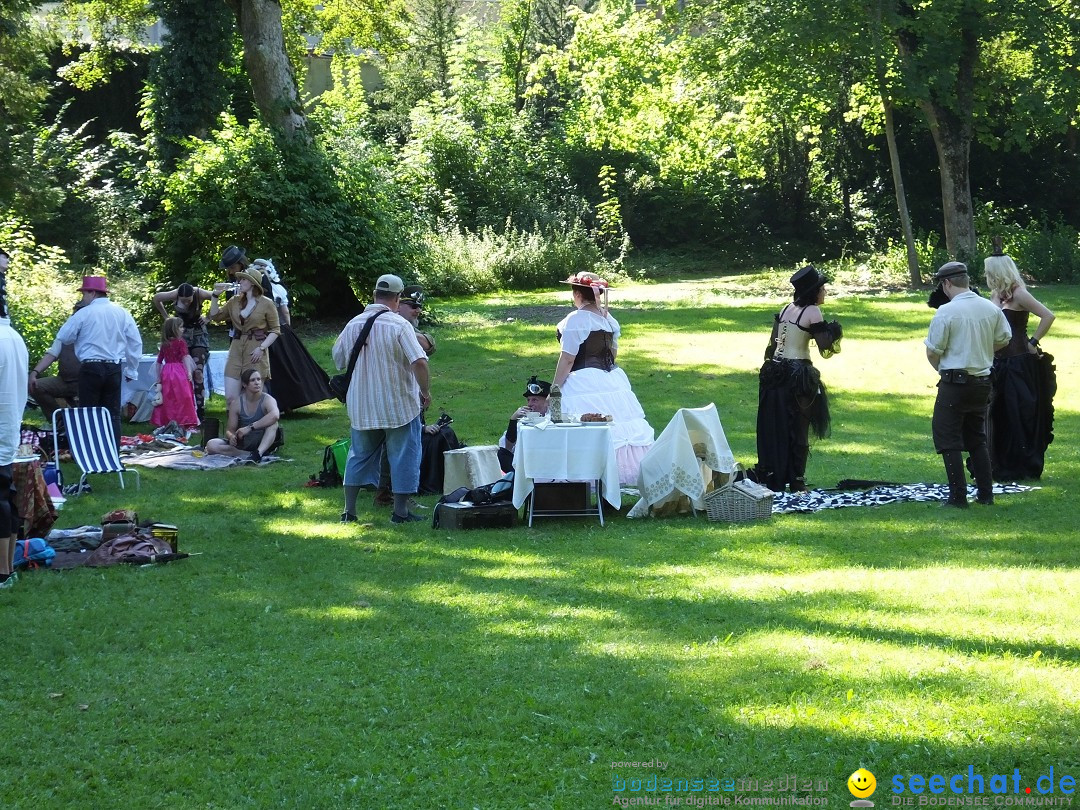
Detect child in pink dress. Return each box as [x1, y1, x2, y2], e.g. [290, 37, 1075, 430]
[151, 318, 200, 428]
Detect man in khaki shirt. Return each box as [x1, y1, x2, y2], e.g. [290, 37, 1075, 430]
[925, 262, 1011, 507]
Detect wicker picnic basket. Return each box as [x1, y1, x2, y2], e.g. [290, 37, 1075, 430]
[705, 465, 774, 523]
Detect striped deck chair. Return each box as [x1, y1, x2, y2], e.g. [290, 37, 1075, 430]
[52, 407, 140, 493]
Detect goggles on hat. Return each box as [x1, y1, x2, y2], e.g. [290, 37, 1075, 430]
[526, 382, 545, 395]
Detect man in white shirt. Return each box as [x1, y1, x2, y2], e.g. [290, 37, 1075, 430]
[332, 274, 431, 525]
[0, 257, 29, 588]
[32, 277, 143, 447]
[925, 262, 1011, 507]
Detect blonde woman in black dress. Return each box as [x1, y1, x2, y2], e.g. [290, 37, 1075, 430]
[983, 244, 1056, 479]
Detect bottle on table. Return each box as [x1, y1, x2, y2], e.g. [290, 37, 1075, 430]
[549, 383, 562, 422]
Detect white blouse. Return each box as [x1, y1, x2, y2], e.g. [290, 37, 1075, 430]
[556, 309, 620, 355]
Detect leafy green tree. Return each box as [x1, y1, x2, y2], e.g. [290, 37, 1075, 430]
[362, 0, 463, 144]
[1, 1, 55, 204]
[59, 0, 308, 141]
[145, 0, 239, 165]
[681, 0, 1080, 265]
[499, 0, 579, 113]
[893, 0, 1080, 262]
[223, 0, 308, 139]
[156, 115, 415, 314]
[0, 1, 52, 121]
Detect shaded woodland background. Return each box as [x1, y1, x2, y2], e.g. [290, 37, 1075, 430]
[1, 0, 1078, 358]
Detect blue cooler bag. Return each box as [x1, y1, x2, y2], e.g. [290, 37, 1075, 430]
[13, 538, 56, 569]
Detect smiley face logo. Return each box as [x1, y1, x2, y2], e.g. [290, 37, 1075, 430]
[848, 768, 877, 799]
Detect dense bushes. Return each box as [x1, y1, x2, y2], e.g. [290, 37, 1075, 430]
[413, 222, 607, 296]
[975, 204, 1080, 283]
[0, 218, 80, 362]
[155, 117, 416, 316]
[398, 101, 587, 234]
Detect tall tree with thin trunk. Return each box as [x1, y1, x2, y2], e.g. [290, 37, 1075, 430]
[681, 0, 1080, 269]
[872, 0, 919, 284]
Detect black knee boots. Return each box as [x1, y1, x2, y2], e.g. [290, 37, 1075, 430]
[790, 444, 809, 493]
[941, 450, 969, 508]
[969, 446, 994, 505]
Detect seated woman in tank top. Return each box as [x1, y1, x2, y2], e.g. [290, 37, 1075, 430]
[204, 368, 282, 463]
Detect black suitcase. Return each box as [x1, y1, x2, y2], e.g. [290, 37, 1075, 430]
[433, 501, 519, 529]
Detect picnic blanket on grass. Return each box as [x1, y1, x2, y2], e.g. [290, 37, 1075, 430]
[121, 447, 288, 470]
[772, 482, 1037, 514]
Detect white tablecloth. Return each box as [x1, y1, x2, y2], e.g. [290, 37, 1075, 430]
[442, 446, 502, 495]
[122, 350, 228, 406]
[511, 423, 621, 510]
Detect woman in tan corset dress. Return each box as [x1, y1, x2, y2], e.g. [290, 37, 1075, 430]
[208, 270, 280, 408]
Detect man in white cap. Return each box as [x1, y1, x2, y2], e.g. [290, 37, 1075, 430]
[32, 276, 142, 446]
[332, 274, 431, 524]
[925, 261, 1011, 507]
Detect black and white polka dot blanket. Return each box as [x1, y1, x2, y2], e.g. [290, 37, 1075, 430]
[772, 482, 1038, 514]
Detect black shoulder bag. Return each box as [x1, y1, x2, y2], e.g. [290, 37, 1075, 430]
[329, 310, 389, 402]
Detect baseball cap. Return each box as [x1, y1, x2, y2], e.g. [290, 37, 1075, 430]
[374, 274, 404, 294]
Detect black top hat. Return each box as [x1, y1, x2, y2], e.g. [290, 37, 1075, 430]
[522, 376, 551, 398]
[220, 245, 248, 269]
[402, 285, 425, 307]
[790, 265, 827, 301]
[933, 261, 968, 282]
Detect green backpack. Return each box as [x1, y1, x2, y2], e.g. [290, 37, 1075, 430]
[313, 438, 350, 487]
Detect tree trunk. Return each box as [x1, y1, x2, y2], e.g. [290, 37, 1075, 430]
[881, 96, 920, 285]
[895, 6, 978, 264]
[226, 0, 308, 141]
[872, 0, 919, 284]
[922, 100, 975, 264]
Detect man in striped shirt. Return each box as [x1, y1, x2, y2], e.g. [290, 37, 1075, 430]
[332, 274, 432, 524]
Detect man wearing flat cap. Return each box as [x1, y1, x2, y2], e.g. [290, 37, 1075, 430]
[33, 276, 142, 447]
[333, 274, 432, 525]
[925, 261, 1011, 507]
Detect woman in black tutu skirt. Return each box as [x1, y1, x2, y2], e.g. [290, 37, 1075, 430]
[755, 266, 843, 493]
[982, 243, 1056, 480]
[252, 259, 335, 412]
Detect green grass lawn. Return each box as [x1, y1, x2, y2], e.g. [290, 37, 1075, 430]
[2, 270, 1077, 809]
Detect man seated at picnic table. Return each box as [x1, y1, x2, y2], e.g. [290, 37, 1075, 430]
[28, 301, 87, 422]
[498, 376, 550, 473]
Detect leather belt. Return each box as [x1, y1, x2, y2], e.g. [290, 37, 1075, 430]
[939, 369, 989, 384]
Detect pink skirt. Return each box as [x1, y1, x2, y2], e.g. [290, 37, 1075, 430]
[151, 362, 199, 428]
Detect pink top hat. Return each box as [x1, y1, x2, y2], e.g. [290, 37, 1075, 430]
[78, 276, 109, 295]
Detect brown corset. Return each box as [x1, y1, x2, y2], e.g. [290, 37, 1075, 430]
[570, 330, 615, 372]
